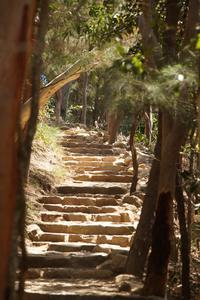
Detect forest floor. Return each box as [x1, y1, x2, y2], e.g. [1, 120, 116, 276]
[25, 124, 200, 300]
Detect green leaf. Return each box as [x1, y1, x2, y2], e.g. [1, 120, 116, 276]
[196, 33, 200, 50]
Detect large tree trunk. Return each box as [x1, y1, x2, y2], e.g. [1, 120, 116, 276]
[143, 117, 188, 297]
[126, 112, 162, 277]
[175, 171, 190, 300]
[20, 60, 83, 129]
[81, 72, 88, 126]
[0, 1, 36, 299]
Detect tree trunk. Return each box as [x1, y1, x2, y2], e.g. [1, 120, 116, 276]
[81, 72, 88, 126]
[129, 114, 139, 194]
[126, 112, 162, 277]
[93, 81, 100, 126]
[175, 171, 190, 300]
[143, 117, 188, 297]
[143, 191, 173, 297]
[107, 111, 121, 144]
[144, 106, 152, 144]
[55, 89, 63, 125]
[0, 1, 36, 299]
[61, 84, 71, 121]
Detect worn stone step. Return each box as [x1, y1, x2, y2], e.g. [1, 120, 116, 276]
[37, 222, 134, 235]
[25, 278, 147, 300]
[31, 231, 132, 247]
[57, 184, 127, 195]
[39, 194, 120, 202]
[61, 142, 113, 149]
[63, 155, 117, 162]
[74, 165, 128, 172]
[65, 148, 117, 155]
[43, 204, 119, 214]
[26, 267, 113, 280]
[83, 170, 133, 176]
[25, 252, 108, 269]
[73, 174, 132, 183]
[39, 196, 121, 207]
[32, 242, 130, 255]
[41, 212, 131, 223]
[25, 293, 146, 300]
[67, 234, 131, 247]
[65, 161, 123, 168]
[60, 133, 98, 139]
[61, 134, 101, 140]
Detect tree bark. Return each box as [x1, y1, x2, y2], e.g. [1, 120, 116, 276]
[143, 118, 188, 297]
[93, 81, 100, 126]
[175, 171, 190, 300]
[107, 111, 121, 144]
[144, 106, 152, 144]
[0, 1, 36, 299]
[61, 84, 71, 121]
[20, 59, 83, 129]
[126, 112, 162, 277]
[163, 0, 181, 62]
[81, 72, 88, 126]
[55, 89, 63, 125]
[183, 0, 200, 46]
[129, 114, 139, 194]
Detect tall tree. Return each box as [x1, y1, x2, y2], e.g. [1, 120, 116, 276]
[0, 1, 36, 299]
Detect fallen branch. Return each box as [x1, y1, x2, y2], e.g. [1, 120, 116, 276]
[20, 59, 83, 128]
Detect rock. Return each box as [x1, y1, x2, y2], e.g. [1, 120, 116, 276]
[27, 224, 43, 241]
[114, 142, 126, 149]
[118, 281, 132, 292]
[124, 156, 132, 166]
[122, 194, 142, 208]
[115, 274, 137, 293]
[97, 253, 127, 273]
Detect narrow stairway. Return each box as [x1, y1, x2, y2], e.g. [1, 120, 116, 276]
[25, 127, 146, 299]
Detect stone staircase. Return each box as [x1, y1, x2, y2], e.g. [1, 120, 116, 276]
[25, 128, 148, 299]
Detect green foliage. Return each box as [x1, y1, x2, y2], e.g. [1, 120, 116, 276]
[86, 1, 139, 47]
[35, 122, 60, 150]
[143, 64, 198, 118]
[196, 33, 200, 50]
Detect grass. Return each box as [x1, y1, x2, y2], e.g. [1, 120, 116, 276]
[35, 122, 61, 152]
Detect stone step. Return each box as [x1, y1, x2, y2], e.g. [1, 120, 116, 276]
[25, 252, 108, 269]
[57, 184, 127, 195]
[25, 293, 146, 300]
[74, 165, 128, 172]
[32, 242, 130, 255]
[40, 194, 120, 201]
[67, 234, 131, 247]
[31, 231, 132, 247]
[25, 279, 147, 300]
[64, 148, 118, 155]
[60, 133, 98, 139]
[61, 142, 113, 149]
[73, 174, 132, 183]
[65, 161, 124, 168]
[37, 222, 134, 235]
[26, 267, 113, 280]
[82, 170, 133, 176]
[43, 204, 119, 214]
[39, 196, 121, 207]
[63, 155, 117, 162]
[41, 212, 131, 223]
